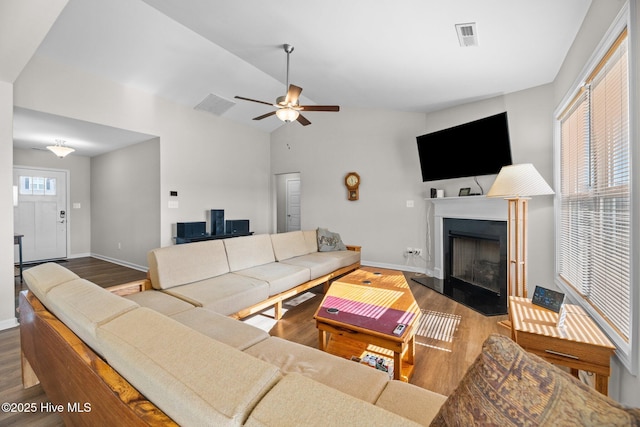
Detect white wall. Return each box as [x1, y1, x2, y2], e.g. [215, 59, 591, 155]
[271, 90, 556, 283]
[91, 138, 160, 269]
[271, 107, 429, 272]
[422, 87, 556, 289]
[552, 0, 636, 406]
[13, 147, 91, 257]
[14, 55, 271, 250]
[0, 0, 68, 330]
[0, 82, 17, 330]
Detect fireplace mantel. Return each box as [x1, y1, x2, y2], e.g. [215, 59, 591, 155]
[428, 196, 507, 279]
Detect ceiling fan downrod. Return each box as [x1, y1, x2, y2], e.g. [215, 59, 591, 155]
[283, 44, 294, 97]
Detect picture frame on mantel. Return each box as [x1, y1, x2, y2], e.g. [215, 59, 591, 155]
[458, 187, 471, 196]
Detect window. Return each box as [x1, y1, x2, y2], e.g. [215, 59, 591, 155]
[19, 176, 57, 196]
[556, 23, 632, 368]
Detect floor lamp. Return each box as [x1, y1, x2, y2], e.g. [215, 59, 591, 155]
[487, 164, 554, 316]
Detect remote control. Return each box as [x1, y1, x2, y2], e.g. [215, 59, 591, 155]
[393, 324, 406, 335]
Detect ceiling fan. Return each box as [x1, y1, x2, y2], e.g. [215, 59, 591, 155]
[235, 44, 340, 126]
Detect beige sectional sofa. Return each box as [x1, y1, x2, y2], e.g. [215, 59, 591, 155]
[143, 230, 361, 319]
[20, 261, 447, 426]
[22, 263, 640, 426]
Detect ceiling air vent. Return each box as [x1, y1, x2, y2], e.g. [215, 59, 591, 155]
[194, 93, 236, 116]
[455, 22, 478, 47]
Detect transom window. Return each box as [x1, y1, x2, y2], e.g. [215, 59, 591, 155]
[19, 176, 57, 196]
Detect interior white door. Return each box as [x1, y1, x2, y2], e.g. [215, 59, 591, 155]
[286, 178, 301, 232]
[13, 167, 68, 263]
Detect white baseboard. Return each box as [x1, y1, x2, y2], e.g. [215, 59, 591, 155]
[70, 255, 431, 277]
[0, 317, 19, 331]
[90, 253, 148, 272]
[361, 260, 435, 276]
[68, 252, 91, 259]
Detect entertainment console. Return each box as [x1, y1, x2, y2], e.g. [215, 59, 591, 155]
[175, 232, 253, 244]
[175, 210, 252, 244]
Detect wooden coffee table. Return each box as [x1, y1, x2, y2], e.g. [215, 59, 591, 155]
[314, 267, 421, 382]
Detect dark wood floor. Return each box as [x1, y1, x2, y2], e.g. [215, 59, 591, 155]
[2, 258, 507, 426]
[3, 258, 147, 427]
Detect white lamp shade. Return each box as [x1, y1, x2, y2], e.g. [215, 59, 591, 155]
[46, 144, 75, 158]
[276, 107, 299, 123]
[487, 163, 554, 197]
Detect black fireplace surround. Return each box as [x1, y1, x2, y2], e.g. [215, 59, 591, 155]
[443, 218, 507, 316]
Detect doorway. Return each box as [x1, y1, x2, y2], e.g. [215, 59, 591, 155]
[275, 172, 301, 233]
[13, 167, 68, 263]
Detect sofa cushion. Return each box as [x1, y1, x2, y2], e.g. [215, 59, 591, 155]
[302, 229, 319, 253]
[270, 231, 309, 261]
[45, 278, 139, 356]
[245, 373, 421, 427]
[279, 253, 341, 280]
[313, 249, 360, 269]
[97, 307, 282, 426]
[23, 262, 79, 305]
[124, 290, 194, 316]
[317, 227, 347, 251]
[147, 240, 229, 290]
[235, 262, 311, 296]
[224, 234, 276, 272]
[244, 336, 389, 403]
[162, 273, 269, 316]
[170, 308, 269, 350]
[376, 380, 446, 426]
[431, 334, 640, 426]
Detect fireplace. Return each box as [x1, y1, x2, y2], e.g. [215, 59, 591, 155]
[443, 218, 507, 315]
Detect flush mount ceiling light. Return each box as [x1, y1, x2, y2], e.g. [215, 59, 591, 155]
[47, 139, 75, 158]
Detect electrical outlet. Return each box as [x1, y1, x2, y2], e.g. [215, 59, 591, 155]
[406, 247, 413, 254]
[414, 248, 422, 256]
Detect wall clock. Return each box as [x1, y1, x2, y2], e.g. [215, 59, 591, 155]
[345, 172, 360, 201]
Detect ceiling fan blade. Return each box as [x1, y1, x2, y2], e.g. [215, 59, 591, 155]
[253, 111, 276, 121]
[300, 105, 340, 112]
[235, 96, 274, 106]
[285, 84, 302, 106]
[296, 114, 311, 126]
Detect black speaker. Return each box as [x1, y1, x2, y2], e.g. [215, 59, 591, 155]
[177, 222, 206, 238]
[209, 209, 225, 235]
[225, 219, 249, 235]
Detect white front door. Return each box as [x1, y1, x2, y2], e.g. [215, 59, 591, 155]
[286, 178, 301, 232]
[13, 167, 68, 263]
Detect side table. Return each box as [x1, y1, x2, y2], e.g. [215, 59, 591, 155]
[509, 296, 615, 395]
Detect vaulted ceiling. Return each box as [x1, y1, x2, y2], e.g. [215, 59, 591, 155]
[13, 0, 592, 155]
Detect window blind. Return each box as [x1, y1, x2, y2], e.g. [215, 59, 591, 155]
[558, 29, 630, 340]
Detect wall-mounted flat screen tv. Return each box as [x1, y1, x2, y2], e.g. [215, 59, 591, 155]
[416, 112, 513, 182]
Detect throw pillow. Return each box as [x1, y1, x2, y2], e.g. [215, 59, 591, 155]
[317, 228, 347, 252]
[430, 334, 640, 426]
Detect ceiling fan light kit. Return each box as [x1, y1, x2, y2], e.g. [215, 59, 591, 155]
[275, 107, 299, 122]
[235, 43, 339, 126]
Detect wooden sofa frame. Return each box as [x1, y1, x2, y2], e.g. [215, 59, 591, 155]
[19, 291, 176, 426]
[112, 245, 361, 321]
[20, 248, 360, 424]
